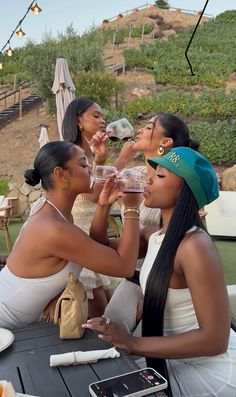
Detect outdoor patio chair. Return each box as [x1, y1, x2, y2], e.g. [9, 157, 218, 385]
[205, 191, 236, 238]
[0, 198, 13, 251]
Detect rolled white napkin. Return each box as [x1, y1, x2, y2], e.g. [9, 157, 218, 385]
[50, 347, 120, 367]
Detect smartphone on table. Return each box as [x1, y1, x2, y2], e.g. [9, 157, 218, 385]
[89, 367, 167, 397]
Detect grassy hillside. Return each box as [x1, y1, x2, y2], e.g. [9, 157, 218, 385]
[124, 11, 236, 88]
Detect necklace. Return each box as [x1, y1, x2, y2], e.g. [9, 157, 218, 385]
[46, 199, 68, 223]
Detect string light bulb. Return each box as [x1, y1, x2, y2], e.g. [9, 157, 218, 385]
[16, 26, 26, 38]
[6, 46, 14, 57]
[31, 2, 42, 15]
[0, 62, 3, 70]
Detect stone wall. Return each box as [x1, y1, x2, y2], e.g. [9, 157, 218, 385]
[8, 181, 42, 215]
[222, 165, 236, 191]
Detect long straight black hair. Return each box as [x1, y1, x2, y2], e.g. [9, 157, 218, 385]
[62, 97, 95, 145]
[142, 183, 207, 396]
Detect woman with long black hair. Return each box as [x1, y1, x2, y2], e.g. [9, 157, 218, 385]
[83, 147, 236, 396]
[62, 97, 114, 316]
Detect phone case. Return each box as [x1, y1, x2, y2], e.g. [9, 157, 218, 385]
[89, 367, 167, 397]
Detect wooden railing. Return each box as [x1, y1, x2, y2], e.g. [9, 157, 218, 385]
[102, 3, 213, 24]
[0, 81, 31, 119]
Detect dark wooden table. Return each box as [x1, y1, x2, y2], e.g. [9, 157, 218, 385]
[0, 323, 167, 397]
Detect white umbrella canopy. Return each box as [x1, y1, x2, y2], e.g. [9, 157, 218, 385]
[52, 57, 76, 140]
[38, 123, 49, 148]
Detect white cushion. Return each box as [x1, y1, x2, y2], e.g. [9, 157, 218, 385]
[205, 191, 236, 237]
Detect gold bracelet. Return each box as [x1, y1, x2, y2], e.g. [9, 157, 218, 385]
[123, 207, 140, 216]
[124, 215, 140, 220]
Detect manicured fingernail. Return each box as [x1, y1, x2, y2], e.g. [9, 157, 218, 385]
[82, 323, 92, 328]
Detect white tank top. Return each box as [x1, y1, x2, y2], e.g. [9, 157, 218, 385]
[139, 227, 199, 335]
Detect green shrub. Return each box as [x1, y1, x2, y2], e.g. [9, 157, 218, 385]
[114, 30, 127, 45]
[131, 24, 154, 38]
[124, 89, 236, 122]
[0, 180, 9, 196]
[155, 0, 170, 9]
[190, 120, 236, 165]
[0, 47, 29, 85]
[73, 71, 125, 110]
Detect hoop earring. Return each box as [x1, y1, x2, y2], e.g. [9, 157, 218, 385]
[62, 180, 69, 190]
[157, 146, 164, 156]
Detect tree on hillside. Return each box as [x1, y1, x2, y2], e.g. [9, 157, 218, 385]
[155, 0, 170, 9]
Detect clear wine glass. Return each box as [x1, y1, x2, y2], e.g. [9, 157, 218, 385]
[106, 118, 133, 141]
[116, 168, 148, 193]
[94, 165, 117, 183]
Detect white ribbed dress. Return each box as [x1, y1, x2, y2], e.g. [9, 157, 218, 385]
[140, 229, 236, 397]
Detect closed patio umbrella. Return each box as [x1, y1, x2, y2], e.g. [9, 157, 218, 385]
[52, 57, 75, 140]
[38, 123, 49, 148]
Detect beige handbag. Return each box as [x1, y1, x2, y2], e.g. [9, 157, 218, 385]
[54, 272, 88, 339]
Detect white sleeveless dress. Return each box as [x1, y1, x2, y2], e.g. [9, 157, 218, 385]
[140, 229, 236, 396]
[0, 197, 82, 329]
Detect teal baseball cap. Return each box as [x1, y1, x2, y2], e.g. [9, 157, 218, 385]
[147, 147, 219, 209]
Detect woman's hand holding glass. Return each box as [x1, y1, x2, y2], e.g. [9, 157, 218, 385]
[91, 131, 108, 165]
[115, 140, 136, 170]
[98, 177, 124, 207]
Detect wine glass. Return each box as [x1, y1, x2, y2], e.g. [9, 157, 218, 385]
[117, 168, 148, 193]
[106, 118, 133, 141]
[94, 165, 117, 183]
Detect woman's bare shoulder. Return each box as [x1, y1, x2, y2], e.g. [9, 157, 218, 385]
[178, 228, 223, 273]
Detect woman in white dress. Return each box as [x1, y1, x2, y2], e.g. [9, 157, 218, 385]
[84, 147, 236, 397]
[0, 141, 140, 329]
[62, 97, 113, 316]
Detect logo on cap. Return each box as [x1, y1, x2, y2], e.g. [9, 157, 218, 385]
[168, 152, 181, 163]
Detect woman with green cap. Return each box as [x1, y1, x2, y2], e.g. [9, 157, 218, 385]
[104, 113, 201, 333]
[83, 147, 236, 397]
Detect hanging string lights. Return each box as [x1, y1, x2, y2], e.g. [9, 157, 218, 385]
[0, 1, 42, 68]
[6, 45, 14, 57]
[16, 26, 26, 39]
[31, 2, 42, 15]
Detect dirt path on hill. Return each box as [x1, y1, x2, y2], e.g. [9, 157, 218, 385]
[0, 102, 58, 181]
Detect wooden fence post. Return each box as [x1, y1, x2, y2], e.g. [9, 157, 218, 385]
[128, 27, 132, 45]
[141, 24, 145, 44]
[19, 86, 23, 120]
[13, 74, 17, 104]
